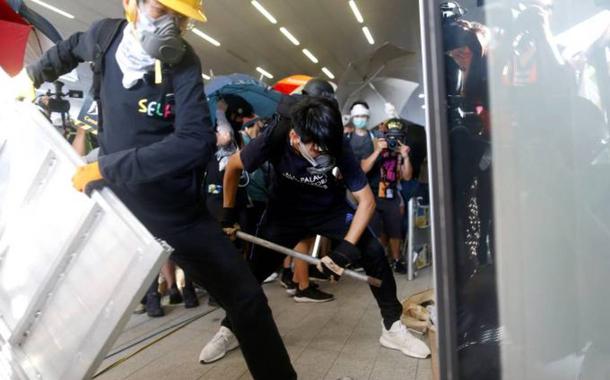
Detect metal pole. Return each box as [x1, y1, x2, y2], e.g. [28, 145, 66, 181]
[236, 231, 382, 288]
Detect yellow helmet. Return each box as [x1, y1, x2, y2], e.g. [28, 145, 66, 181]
[158, 0, 207, 22]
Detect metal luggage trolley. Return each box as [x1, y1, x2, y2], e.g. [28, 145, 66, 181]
[403, 196, 432, 280]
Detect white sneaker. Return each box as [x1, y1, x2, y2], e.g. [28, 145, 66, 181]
[379, 320, 431, 359]
[263, 272, 279, 283]
[199, 326, 239, 364]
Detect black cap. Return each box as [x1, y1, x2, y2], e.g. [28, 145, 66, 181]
[223, 94, 254, 118]
[302, 78, 335, 98]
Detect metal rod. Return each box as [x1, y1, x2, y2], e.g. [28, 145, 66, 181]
[236, 231, 382, 287]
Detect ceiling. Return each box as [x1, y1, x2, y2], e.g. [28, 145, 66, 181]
[23, 0, 423, 85]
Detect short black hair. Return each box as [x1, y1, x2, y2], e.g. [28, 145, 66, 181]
[290, 97, 343, 158]
[350, 101, 370, 110]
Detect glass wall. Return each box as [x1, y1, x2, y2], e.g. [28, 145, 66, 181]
[422, 0, 610, 378]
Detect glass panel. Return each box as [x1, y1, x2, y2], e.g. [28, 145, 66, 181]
[439, 0, 610, 378]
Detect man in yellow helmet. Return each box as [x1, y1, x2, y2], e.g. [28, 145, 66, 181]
[9, 1, 296, 378]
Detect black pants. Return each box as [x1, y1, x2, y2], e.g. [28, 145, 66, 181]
[153, 213, 296, 380]
[224, 203, 403, 330]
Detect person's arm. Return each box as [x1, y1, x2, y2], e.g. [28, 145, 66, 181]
[343, 185, 376, 245]
[360, 138, 387, 174]
[71, 125, 88, 156]
[223, 153, 244, 208]
[98, 49, 216, 184]
[399, 142, 413, 181]
[27, 20, 108, 87]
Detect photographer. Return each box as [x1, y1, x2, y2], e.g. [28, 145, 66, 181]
[358, 118, 413, 273]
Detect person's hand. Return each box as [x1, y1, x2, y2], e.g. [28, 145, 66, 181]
[217, 99, 228, 112]
[316, 240, 360, 281]
[375, 138, 388, 152]
[10, 68, 35, 102]
[222, 224, 241, 241]
[220, 207, 240, 240]
[72, 161, 106, 195]
[398, 141, 411, 159]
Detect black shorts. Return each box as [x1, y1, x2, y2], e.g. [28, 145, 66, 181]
[370, 196, 403, 239]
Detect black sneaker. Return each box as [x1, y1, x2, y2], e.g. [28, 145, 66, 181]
[168, 285, 183, 305]
[286, 281, 319, 296]
[280, 268, 294, 288]
[294, 285, 335, 303]
[146, 292, 164, 317]
[182, 285, 199, 309]
[393, 260, 407, 274]
[308, 265, 330, 282]
[285, 280, 297, 296]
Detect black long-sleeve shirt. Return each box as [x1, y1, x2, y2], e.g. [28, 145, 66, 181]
[27, 19, 216, 231]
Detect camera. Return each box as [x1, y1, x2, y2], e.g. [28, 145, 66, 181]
[380, 118, 407, 152]
[36, 81, 84, 130]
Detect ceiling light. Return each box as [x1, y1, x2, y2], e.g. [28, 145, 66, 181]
[192, 28, 221, 46]
[362, 26, 375, 45]
[279, 27, 300, 46]
[256, 67, 274, 79]
[321, 67, 335, 80]
[251, 1, 277, 24]
[302, 49, 319, 64]
[30, 0, 74, 19]
[202, 73, 211, 80]
[348, 0, 364, 23]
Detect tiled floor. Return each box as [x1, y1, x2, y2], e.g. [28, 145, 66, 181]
[95, 268, 433, 380]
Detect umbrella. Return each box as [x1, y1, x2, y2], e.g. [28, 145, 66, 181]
[340, 76, 425, 128]
[205, 74, 283, 125]
[336, 42, 420, 107]
[272, 74, 312, 95]
[0, 0, 63, 75]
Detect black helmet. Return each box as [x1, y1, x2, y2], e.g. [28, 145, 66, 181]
[440, 1, 467, 23]
[302, 78, 335, 98]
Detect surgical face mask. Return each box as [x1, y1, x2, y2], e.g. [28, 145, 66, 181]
[137, 4, 186, 64]
[297, 141, 336, 175]
[352, 116, 369, 129]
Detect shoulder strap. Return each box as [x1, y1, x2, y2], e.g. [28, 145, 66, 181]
[91, 19, 127, 101]
[268, 114, 292, 162]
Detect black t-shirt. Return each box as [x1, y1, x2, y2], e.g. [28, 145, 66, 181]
[240, 121, 368, 214]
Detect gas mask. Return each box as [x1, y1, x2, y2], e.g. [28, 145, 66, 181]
[137, 4, 186, 65]
[297, 141, 336, 175]
[352, 116, 369, 129]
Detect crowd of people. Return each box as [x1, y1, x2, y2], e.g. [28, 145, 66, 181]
[8, 0, 433, 378]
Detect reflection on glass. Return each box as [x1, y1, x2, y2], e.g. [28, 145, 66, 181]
[440, 0, 610, 379]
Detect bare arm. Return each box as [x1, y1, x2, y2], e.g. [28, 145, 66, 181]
[360, 138, 387, 174]
[343, 185, 376, 245]
[222, 153, 244, 208]
[399, 142, 413, 181]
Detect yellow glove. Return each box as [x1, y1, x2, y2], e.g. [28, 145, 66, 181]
[72, 161, 104, 193]
[11, 68, 36, 102]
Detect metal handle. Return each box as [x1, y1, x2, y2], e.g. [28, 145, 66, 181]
[236, 231, 382, 288]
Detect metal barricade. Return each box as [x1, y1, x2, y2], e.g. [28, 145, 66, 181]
[0, 100, 171, 380]
[404, 196, 432, 280]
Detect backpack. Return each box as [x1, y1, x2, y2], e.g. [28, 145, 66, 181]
[88, 19, 126, 132]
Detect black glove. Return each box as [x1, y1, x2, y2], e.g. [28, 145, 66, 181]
[317, 240, 361, 281]
[219, 207, 238, 229]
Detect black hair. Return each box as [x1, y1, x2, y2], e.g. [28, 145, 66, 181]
[350, 101, 370, 110]
[290, 96, 344, 158]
